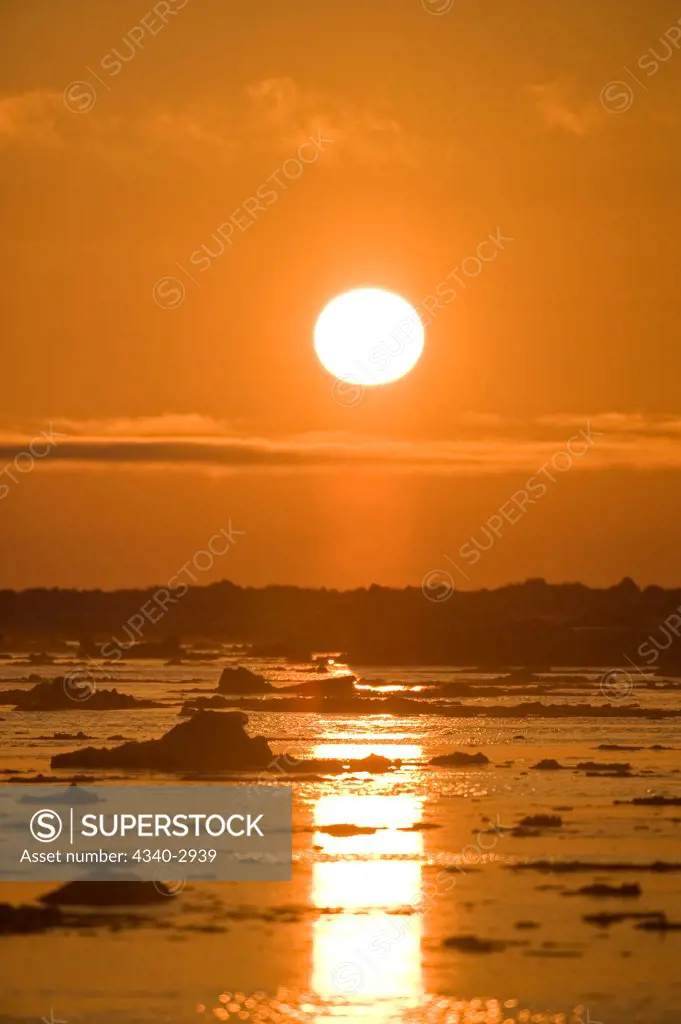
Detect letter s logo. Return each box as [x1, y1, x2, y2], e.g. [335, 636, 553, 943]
[30, 809, 63, 842]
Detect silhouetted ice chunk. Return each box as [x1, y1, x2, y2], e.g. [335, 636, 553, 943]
[216, 666, 276, 694]
[0, 688, 31, 706]
[290, 752, 399, 774]
[519, 815, 562, 828]
[0, 903, 63, 934]
[282, 675, 357, 697]
[317, 824, 378, 837]
[443, 934, 507, 953]
[597, 744, 643, 751]
[430, 751, 490, 767]
[576, 760, 631, 772]
[8, 677, 161, 711]
[40, 878, 172, 906]
[51, 710, 273, 772]
[584, 910, 663, 927]
[18, 784, 101, 805]
[37, 731, 91, 741]
[636, 916, 681, 931]
[625, 795, 681, 806]
[510, 860, 681, 873]
[179, 696, 231, 715]
[565, 883, 641, 898]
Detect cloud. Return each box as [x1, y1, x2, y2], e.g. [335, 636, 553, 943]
[537, 412, 681, 436]
[528, 82, 601, 136]
[0, 90, 63, 147]
[245, 76, 410, 164]
[3, 412, 681, 475]
[146, 76, 412, 165]
[0, 77, 413, 165]
[54, 413, 234, 438]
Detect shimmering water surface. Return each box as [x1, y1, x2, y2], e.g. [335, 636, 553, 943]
[1, 658, 680, 1023]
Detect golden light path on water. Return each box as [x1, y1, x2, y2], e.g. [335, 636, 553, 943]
[311, 743, 423, 763]
[311, 789, 425, 1021]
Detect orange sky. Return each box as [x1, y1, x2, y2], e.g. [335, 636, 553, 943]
[2, 0, 681, 589]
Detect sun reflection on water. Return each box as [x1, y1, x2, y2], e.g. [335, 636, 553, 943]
[311, 792, 424, 1020]
[311, 743, 423, 762]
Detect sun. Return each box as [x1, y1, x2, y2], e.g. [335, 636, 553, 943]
[314, 288, 425, 387]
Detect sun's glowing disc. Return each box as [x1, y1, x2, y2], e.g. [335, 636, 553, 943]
[314, 288, 425, 386]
